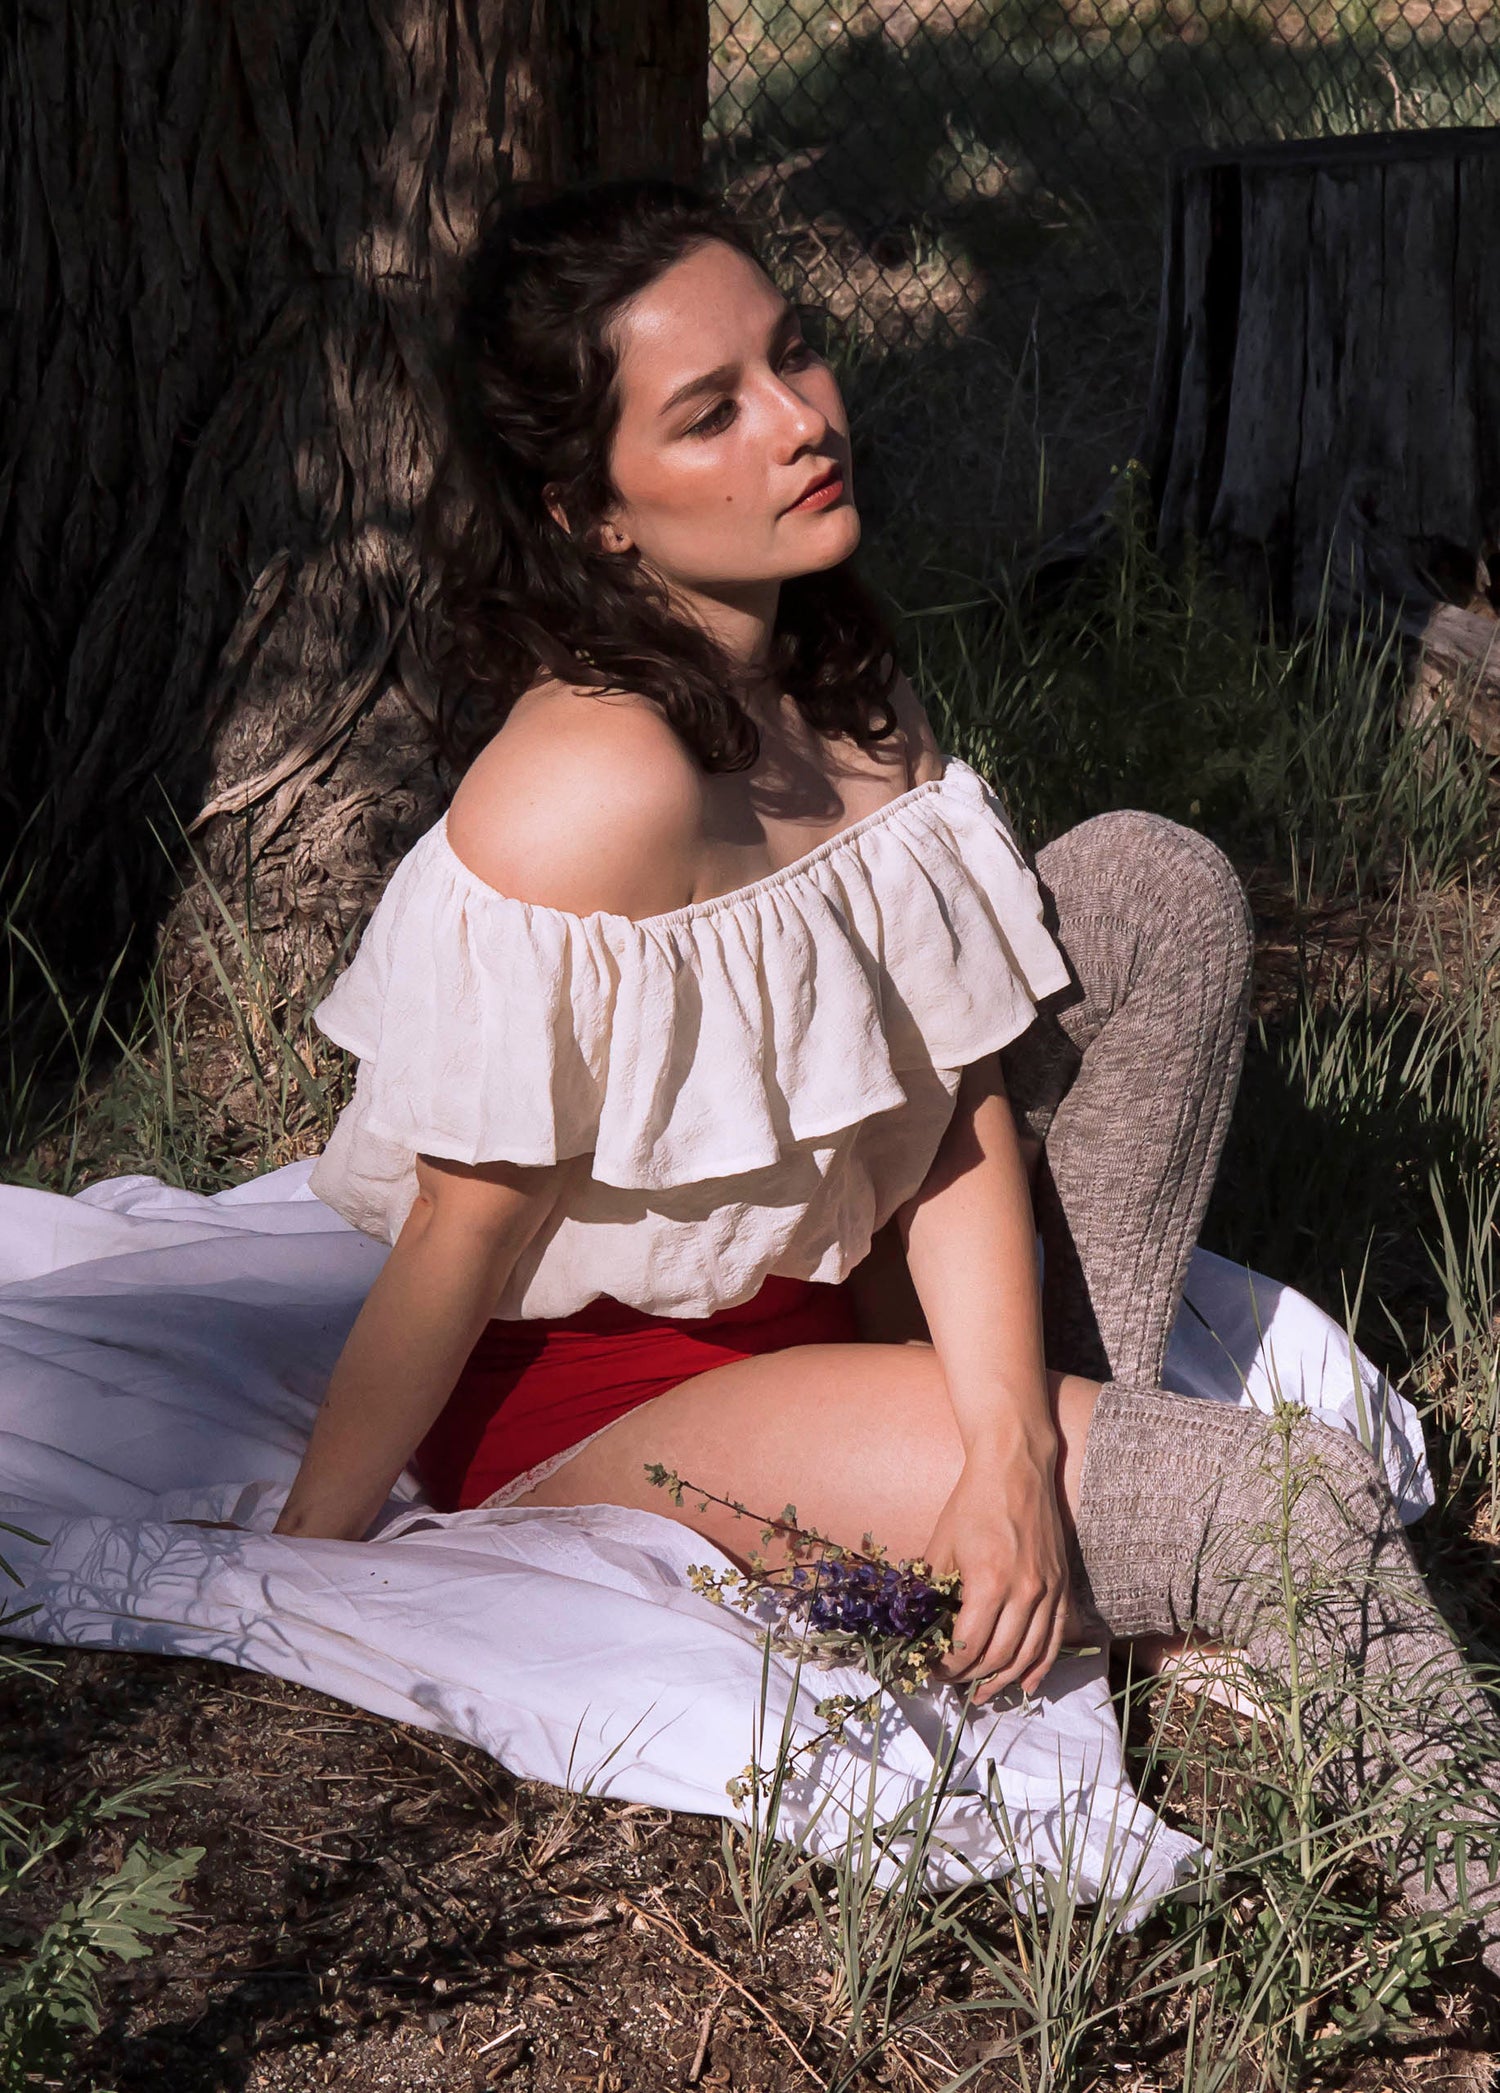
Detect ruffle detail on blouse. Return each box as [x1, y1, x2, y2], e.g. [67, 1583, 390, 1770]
[310, 756, 1072, 1193]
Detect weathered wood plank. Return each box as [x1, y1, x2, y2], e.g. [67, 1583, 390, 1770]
[1207, 161, 1312, 600]
[1291, 158, 1385, 618]
[1029, 128, 1497, 736]
[1156, 162, 1243, 552]
[1140, 128, 1500, 690]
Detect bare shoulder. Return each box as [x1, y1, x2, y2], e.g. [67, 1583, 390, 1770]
[886, 667, 946, 786]
[446, 682, 705, 921]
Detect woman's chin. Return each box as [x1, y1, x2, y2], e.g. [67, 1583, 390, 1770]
[782, 506, 861, 575]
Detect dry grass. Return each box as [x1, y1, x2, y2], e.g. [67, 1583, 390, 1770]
[10, 1641, 1497, 2091]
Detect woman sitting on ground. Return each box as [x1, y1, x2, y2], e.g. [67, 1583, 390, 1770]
[275, 176, 1500, 1968]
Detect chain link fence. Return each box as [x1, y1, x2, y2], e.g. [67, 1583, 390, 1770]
[704, 1, 1500, 349]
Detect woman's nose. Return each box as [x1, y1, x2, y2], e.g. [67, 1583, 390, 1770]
[771, 377, 828, 450]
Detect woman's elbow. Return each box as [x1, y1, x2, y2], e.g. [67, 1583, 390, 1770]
[409, 1149, 579, 1253]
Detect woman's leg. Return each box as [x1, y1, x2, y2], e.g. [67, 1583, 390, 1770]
[519, 1343, 1500, 1963]
[514, 1340, 1100, 1630]
[844, 811, 1253, 1382]
[1075, 1380, 1500, 1970]
[516, 1341, 1500, 1965]
[1000, 811, 1255, 1386]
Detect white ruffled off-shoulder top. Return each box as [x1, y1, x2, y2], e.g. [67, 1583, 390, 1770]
[307, 752, 1072, 1320]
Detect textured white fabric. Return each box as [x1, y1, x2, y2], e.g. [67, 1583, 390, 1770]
[308, 753, 1073, 1319]
[0, 1161, 1430, 1920]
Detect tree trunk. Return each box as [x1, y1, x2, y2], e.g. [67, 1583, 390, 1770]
[1139, 127, 1500, 731]
[0, 1, 706, 1033]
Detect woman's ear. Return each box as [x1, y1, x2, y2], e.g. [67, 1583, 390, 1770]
[592, 517, 634, 556]
[543, 484, 633, 557]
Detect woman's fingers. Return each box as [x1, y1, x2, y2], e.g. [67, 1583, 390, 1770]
[922, 1481, 1074, 1700]
[939, 1575, 1015, 1680]
[946, 1579, 1045, 1687]
[973, 1596, 1054, 1699]
[947, 1582, 1070, 1702]
[984, 1597, 1069, 1702]
[1032, 1600, 1070, 1691]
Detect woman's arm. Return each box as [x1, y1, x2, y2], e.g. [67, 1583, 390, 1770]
[843, 1137, 1045, 1347]
[268, 707, 710, 1544]
[271, 1151, 579, 1541]
[894, 1052, 1072, 1699]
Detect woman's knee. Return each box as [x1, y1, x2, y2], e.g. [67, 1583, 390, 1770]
[1036, 809, 1254, 980]
[1070, 1385, 1397, 1640]
[1276, 1410, 1400, 1553]
[1186, 1401, 1398, 1606]
[1050, 1368, 1104, 1527]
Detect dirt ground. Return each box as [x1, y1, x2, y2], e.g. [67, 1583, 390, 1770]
[7, 1621, 1495, 2093]
[14, 1646, 822, 2093]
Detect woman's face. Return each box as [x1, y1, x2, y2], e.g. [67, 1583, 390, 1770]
[589, 239, 859, 603]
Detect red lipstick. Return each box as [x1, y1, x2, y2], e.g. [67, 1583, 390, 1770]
[783, 466, 846, 514]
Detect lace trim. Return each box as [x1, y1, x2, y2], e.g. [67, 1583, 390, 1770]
[473, 1415, 637, 1511]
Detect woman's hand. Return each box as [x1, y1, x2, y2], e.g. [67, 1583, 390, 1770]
[922, 1431, 1071, 1702]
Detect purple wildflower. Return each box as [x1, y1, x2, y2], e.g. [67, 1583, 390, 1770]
[805, 1558, 950, 1640]
[646, 1463, 962, 1700]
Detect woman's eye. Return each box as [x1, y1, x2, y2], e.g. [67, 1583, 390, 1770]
[689, 399, 735, 438]
[686, 343, 818, 438]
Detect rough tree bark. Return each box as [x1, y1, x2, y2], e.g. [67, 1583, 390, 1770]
[1140, 128, 1500, 737]
[0, 1, 706, 1022]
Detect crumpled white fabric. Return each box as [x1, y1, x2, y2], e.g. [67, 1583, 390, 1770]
[0, 1159, 1432, 1922]
[307, 755, 1074, 1318]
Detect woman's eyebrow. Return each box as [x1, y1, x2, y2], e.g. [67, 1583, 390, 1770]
[657, 303, 800, 419]
[658, 362, 737, 419]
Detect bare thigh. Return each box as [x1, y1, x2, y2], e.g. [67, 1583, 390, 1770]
[513, 1339, 1101, 1634]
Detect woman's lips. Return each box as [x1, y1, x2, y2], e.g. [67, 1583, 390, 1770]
[784, 468, 846, 514]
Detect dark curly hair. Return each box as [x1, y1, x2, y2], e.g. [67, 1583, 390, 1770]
[416, 174, 903, 777]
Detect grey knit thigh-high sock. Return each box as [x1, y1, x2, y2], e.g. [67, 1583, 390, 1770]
[1073, 1381, 1500, 1968]
[999, 812, 1254, 1387]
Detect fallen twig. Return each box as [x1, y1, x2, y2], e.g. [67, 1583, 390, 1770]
[686, 1990, 722, 2085]
[473, 2020, 528, 2058]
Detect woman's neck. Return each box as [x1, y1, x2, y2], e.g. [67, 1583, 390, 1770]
[664, 572, 781, 683]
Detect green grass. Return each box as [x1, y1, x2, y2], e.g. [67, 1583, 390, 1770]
[0, 1542, 204, 2087]
[705, 1401, 1497, 2089]
[3, 816, 355, 1198]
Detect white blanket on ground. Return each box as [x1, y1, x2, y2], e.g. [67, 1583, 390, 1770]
[0, 1160, 1433, 1921]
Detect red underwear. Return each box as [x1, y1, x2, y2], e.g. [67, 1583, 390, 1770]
[411, 1271, 860, 1513]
